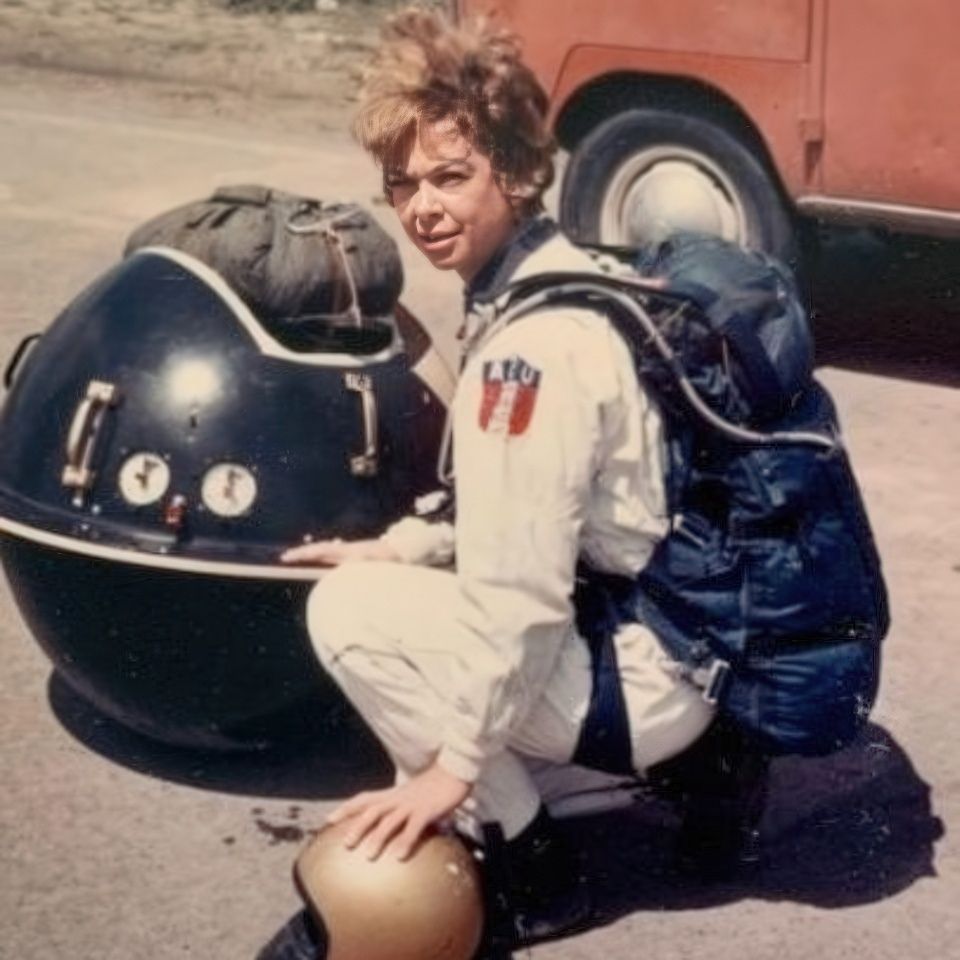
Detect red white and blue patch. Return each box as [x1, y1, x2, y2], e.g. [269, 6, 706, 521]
[478, 355, 542, 435]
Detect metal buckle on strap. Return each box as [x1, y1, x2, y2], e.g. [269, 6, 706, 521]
[692, 658, 731, 706]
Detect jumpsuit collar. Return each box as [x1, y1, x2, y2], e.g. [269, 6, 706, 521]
[460, 216, 559, 356]
[464, 216, 560, 310]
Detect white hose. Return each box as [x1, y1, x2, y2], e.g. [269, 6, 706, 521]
[499, 279, 839, 452]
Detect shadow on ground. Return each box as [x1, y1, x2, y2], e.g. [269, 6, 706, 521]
[567, 723, 943, 918]
[809, 228, 960, 388]
[51, 670, 942, 915]
[48, 670, 393, 799]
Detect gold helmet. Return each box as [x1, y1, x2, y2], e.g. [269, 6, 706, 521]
[294, 820, 484, 960]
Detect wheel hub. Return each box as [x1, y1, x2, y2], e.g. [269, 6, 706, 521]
[600, 146, 747, 248]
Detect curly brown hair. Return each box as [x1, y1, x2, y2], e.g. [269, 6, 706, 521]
[353, 6, 555, 216]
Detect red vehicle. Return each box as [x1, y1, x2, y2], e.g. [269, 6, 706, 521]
[454, 0, 960, 265]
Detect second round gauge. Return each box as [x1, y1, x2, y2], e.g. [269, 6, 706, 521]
[201, 463, 257, 517]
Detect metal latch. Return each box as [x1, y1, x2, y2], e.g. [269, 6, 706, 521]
[700, 659, 732, 706]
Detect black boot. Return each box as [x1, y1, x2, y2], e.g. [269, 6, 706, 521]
[256, 910, 326, 960]
[649, 718, 770, 881]
[479, 807, 593, 951]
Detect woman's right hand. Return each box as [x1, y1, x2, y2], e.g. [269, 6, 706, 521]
[279, 538, 400, 567]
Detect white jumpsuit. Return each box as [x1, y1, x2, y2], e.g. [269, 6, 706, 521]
[307, 228, 714, 840]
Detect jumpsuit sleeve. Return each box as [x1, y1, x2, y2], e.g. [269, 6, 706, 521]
[435, 309, 623, 784]
[380, 515, 455, 566]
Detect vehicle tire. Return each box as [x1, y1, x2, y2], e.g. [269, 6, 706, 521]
[560, 107, 798, 268]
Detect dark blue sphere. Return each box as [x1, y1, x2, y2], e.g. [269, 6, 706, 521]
[0, 248, 448, 749]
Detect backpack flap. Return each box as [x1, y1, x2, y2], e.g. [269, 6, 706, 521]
[635, 232, 813, 422]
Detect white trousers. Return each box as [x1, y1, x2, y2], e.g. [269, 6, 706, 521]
[307, 561, 713, 841]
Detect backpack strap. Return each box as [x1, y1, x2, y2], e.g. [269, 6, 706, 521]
[571, 574, 635, 776]
[571, 627, 634, 776]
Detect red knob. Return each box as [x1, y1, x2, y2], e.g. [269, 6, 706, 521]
[164, 494, 187, 529]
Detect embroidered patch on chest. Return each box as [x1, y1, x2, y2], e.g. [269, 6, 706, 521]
[478, 355, 542, 435]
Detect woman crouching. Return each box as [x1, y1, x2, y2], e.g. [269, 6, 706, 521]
[272, 6, 716, 954]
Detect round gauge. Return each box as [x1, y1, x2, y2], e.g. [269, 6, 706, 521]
[118, 452, 171, 506]
[201, 463, 257, 518]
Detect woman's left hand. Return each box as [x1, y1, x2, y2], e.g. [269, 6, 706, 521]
[279, 538, 399, 566]
[327, 761, 472, 861]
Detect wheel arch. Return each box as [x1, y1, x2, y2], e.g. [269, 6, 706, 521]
[553, 72, 794, 210]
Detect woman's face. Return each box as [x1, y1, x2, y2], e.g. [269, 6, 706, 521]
[386, 119, 519, 283]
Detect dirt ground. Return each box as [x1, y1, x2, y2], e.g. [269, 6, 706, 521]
[0, 0, 391, 127]
[1, 5, 960, 960]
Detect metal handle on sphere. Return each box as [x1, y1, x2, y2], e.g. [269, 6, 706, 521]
[344, 371, 379, 477]
[62, 379, 118, 505]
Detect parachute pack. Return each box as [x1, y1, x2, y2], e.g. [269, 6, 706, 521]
[495, 232, 889, 758]
[124, 184, 407, 354]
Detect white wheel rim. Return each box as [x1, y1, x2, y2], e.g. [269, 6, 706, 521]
[599, 144, 748, 247]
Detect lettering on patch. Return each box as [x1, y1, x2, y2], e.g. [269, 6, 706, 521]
[478, 356, 542, 435]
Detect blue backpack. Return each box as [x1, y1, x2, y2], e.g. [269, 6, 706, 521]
[498, 232, 889, 758]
